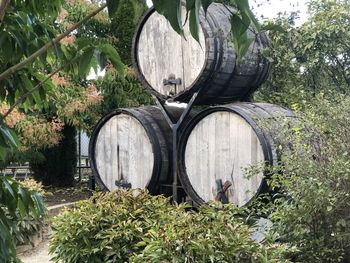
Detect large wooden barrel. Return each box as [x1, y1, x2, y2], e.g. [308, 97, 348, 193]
[132, 3, 271, 105]
[178, 103, 295, 207]
[89, 106, 185, 194]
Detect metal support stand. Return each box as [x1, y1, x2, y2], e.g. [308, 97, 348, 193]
[88, 174, 96, 197]
[154, 85, 205, 203]
[78, 131, 82, 182]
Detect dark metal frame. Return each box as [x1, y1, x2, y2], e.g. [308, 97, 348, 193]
[152, 81, 210, 203]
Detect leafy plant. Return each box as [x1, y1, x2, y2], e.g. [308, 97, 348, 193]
[109, 0, 148, 65]
[255, 0, 350, 108]
[152, 0, 277, 61]
[50, 190, 290, 263]
[245, 94, 350, 263]
[0, 177, 46, 262]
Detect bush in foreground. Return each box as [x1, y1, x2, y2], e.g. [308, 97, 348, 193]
[0, 177, 46, 262]
[50, 190, 290, 263]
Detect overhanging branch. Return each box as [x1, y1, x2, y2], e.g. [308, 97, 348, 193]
[0, 2, 107, 82]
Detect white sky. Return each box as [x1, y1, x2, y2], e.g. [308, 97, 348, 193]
[146, 0, 309, 25]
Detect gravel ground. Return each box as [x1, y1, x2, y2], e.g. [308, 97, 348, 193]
[18, 239, 53, 263]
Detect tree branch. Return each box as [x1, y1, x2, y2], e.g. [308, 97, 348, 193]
[1, 64, 66, 120]
[0, 0, 11, 24]
[0, 2, 107, 82]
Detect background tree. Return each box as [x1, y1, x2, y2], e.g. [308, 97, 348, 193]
[0, 0, 123, 259]
[31, 124, 77, 186]
[110, 0, 148, 65]
[255, 0, 350, 107]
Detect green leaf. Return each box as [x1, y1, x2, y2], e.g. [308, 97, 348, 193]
[0, 125, 18, 148]
[261, 23, 286, 32]
[153, 0, 183, 35]
[19, 74, 34, 91]
[188, 0, 201, 43]
[78, 47, 95, 77]
[230, 10, 255, 61]
[234, 0, 260, 31]
[1, 178, 16, 200]
[98, 44, 125, 76]
[17, 199, 27, 218]
[18, 187, 30, 213]
[31, 192, 46, 217]
[238, 37, 253, 59]
[186, 0, 195, 11]
[231, 12, 250, 39]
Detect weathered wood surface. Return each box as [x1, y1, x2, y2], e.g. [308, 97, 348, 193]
[136, 8, 206, 96]
[179, 102, 295, 207]
[94, 114, 154, 191]
[184, 111, 265, 207]
[90, 106, 196, 194]
[133, 3, 271, 105]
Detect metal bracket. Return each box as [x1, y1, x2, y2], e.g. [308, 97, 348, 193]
[163, 74, 182, 86]
[88, 174, 96, 197]
[153, 82, 208, 204]
[215, 179, 232, 204]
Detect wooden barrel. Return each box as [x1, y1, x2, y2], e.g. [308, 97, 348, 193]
[178, 103, 295, 207]
[132, 3, 271, 105]
[89, 106, 185, 193]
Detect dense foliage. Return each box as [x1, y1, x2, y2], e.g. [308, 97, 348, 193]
[50, 190, 290, 263]
[248, 1, 350, 262]
[110, 0, 148, 65]
[0, 177, 46, 262]
[12, 179, 47, 246]
[62, 0, 152, 134]
[255, 0, 350, 107]
[31, 124, 77, 187]
[257, 95, 350, 263]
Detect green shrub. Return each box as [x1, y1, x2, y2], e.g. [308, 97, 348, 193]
[0, 177, 46, 262]
[131, 203, 290, 263]
[8, 211, 45, 246]
[261, 94, 350, 263]
[11, 179, 47, 246]
[50, 190, 290, 263]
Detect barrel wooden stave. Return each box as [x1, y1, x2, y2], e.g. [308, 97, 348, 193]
[133, 3, 271, 105]
[89, 106, 187, 193]
[178, 103, 295, 207]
